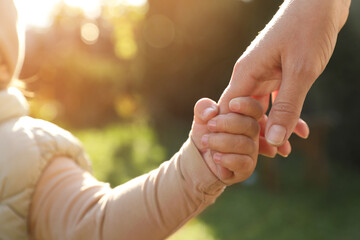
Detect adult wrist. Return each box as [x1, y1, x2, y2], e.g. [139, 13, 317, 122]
[284, 0, 351, 32]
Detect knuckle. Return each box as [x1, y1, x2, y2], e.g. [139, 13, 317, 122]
[220, 117, 231, 132]
[271, 101, 300, 118]
[254, 103, 264, 120]
[194, 97, 214, 116]
[207, 135, 217, 148]
[233, 59, 245, 74]
[234, 136, 256, 154]
[251, 120, 261, 136]
[194, 98, 204, 110]
[245, 118, 260, 136]
[287, 57, 319, 90]
[218, 113, 238, 133]
[237, 155, 254, 172]
[232, 58, 254, 83]
[248, 139, 257, 153]
[208, 134, 225, 150]
[234, 137, 245, 150]
[233, 156, 255, 181]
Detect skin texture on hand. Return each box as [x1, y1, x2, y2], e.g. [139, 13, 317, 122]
[218, 0, 351, 157]
[191, 97, 263, 185]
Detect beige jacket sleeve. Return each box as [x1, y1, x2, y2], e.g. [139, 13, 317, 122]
[29, 138, 226, 240]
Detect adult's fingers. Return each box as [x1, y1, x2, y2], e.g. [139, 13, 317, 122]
[293, 118, 310, 139]
[277, 141, 291, 157]
[270, 91, 309, 139]
[259, 136, 277, 157]
[265, 66, 315, 146]
[259, 114, 293, 157]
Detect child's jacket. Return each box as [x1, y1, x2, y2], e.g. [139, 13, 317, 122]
[0, 87, 91, 239]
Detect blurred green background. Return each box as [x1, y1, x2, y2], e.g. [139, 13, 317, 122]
[16, 0, 360, 239]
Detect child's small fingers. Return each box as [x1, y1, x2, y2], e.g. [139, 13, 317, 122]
[194, 98, 218, 124]
[229, 97, 263, 120]
[216, 164, 234, 181]
[202, 133, 256, 155]
[208, 113, 260, 138]
[213, 153, 255, 178]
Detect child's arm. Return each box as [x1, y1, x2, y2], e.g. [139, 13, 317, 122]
[29, 98, 260, 240]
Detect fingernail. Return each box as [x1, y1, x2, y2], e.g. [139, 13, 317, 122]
[229, 99, 239, 111]
[266, 125, 286, 146]
[201, 134, 209, 147]
[279, 153, 289, 158]
[213, 152, 222, 163]
[208, 119, 217, 131]
[202, 107, 217, 120]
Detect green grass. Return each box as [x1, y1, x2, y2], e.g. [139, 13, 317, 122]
[75, 122, 166, 186]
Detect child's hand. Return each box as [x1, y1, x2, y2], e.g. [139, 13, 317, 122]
[191, 97, 263, 185]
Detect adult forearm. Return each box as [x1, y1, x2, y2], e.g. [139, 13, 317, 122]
[284, 0, 351, 31]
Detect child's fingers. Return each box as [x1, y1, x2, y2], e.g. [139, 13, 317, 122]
[213, 153, 255, 180]
[216, 164, 234, 181]
[228, 97, 263, 121]
[208, 113, 260, 138]
[193, 98, 219, 124]
[202, 133, 256, 155]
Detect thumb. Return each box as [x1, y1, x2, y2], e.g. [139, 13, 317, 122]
[193, 98, 219, 124]
[265, 70, 313, 146]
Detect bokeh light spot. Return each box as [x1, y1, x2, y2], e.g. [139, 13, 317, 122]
[81, 23, 100, 45]
[64, 0, 101, 18]
[143, 15, 175, 49]
[115, 95, 137, 118]
[115, 37, 138, 59]
[14, 0, 61, 28]
[121, 0, 147, 7]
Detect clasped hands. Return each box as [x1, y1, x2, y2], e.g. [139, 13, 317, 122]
[191, 0, 351, 185]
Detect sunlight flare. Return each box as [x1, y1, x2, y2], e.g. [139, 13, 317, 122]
[14, 0, 148, 29]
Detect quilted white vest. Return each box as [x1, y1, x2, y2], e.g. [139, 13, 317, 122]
[0, 88, 92, 239]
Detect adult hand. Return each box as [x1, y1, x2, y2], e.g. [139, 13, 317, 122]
[219, 0, 351, 156]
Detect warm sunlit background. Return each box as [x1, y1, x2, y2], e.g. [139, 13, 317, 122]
[12, 0, 360, 239]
